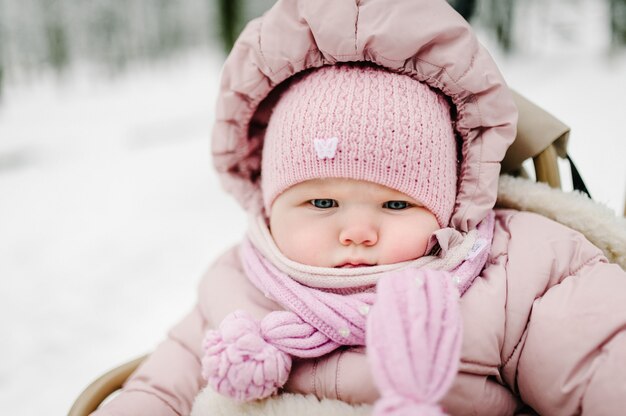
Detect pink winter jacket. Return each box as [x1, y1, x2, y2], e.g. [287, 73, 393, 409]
[92, 0, 626, 415]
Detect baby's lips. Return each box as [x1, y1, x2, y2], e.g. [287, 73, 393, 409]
[335, 262, 376, 268]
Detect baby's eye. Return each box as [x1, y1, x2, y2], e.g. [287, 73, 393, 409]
[383, 201, 410, 210]
[310, 199, 338, 209]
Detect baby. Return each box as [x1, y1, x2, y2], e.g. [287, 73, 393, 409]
[92, 1, 626, 415]
[198, 65, 468, 413]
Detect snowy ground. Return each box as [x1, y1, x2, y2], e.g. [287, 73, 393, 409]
[1, 30, 625, 416]
[0, 50, 248, 414]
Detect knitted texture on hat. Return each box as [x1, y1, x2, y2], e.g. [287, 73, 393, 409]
[261, 64, 458, 227]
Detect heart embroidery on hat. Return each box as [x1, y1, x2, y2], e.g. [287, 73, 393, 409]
[313, 137, 338, 160]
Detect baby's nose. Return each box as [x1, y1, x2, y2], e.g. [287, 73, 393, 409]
[339, 220, 378, 246]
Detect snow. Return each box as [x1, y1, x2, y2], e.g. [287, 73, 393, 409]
[1, 20, 625, 416]
[480, 0, 626, 210]
[0, 51, 247, 414]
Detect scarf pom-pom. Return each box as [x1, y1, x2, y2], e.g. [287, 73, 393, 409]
[201, 310, 292, 401]
[374, 396, 447, 416]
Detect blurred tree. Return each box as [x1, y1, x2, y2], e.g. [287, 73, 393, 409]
[41, 0, 70, 72]
[86, 1, 131, 72]
[0, 22, 4, 99]
[153, 0, 185, 57]
[480, 0, 515, 51]
[610, 0, 626, 46]
[0, 56, 3, 100]
[0, 0, 214, 83]
[214, 0, 274, 53]
[216, 0, 241, 53]
[447, 0, 477, 21]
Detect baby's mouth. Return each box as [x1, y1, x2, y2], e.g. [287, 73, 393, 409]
[336, 262, 376, 268]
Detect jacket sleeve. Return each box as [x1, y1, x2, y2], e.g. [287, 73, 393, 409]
[90, 307, 206, 416]
[91, 246, 252, 416]
[503, 212, 626, 415]
[283, 346, 380, 404]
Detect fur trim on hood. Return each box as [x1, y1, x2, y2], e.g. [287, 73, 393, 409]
[497, 175, 626, 269]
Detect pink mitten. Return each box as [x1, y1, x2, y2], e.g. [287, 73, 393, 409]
[367, 269, 462, 416]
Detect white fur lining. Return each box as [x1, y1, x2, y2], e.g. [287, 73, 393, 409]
[496, 175, 626, 269]
[190, 388, 372, 416]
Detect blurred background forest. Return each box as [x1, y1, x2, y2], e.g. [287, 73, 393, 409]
[0, 1, 624, 415]
[1, 0, 625, 92]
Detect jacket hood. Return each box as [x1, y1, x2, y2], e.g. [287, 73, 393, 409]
[211, 0, 518, 232]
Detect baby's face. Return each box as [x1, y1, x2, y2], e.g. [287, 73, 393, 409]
[269, 178, 440, 268]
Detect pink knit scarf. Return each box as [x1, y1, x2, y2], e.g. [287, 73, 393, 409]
[201, 212, 495, 415]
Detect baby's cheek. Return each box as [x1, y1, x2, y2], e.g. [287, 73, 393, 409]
[382, 223, 432, 263]
[276, 222, 330, 266]
[386, 238, 424, 263]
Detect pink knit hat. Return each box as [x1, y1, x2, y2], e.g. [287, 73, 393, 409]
[261, 64, 458, 227]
